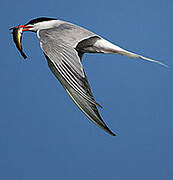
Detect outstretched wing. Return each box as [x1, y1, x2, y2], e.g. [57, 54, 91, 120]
[38, 29, 115, 136]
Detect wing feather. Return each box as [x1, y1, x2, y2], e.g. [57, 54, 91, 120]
[40, 36, 101, 107]
[38, 29, 115, 136]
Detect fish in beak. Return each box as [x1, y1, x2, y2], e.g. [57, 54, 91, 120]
[9, 25, 31, 59]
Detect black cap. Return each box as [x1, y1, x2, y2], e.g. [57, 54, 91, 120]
[26, 17, 57, 25]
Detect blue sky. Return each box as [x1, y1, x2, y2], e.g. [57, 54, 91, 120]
[1, 0, 173, 179]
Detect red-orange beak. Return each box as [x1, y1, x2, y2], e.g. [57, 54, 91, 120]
[19, 25, 32, 31]
[9, 25, 32, 32]
[22, 25, 32, 31]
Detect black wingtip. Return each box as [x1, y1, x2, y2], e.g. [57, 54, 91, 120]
[104, 126, 116, 136]
[108, 130, 116, 136]
[112, 132, 116, 136]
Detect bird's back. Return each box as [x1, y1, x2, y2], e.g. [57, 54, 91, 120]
[38, 21, 96, 48]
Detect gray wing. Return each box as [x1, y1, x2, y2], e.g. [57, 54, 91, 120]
[38, 28, 115, 136]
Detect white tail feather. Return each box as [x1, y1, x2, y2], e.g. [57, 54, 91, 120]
[119, 49, 168, 68]
[94, 39, 168, 67]
[139, 55, 168, 68]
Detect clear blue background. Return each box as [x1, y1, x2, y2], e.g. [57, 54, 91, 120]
[1, 0, 173, 179]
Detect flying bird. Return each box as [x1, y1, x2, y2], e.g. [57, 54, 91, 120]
[10, 17, 167, 136]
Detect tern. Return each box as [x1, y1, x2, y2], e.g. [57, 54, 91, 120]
[10, 17, 167, 136]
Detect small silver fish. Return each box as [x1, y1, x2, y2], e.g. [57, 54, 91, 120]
[9, 25, 27, 59]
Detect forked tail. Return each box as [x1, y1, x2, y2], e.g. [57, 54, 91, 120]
[119, 49, 168, 68]
[94, 38, 168, 67]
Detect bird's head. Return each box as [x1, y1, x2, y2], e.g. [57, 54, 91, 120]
[14, 17, 58, 32]
[9, 17, 58, 59]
